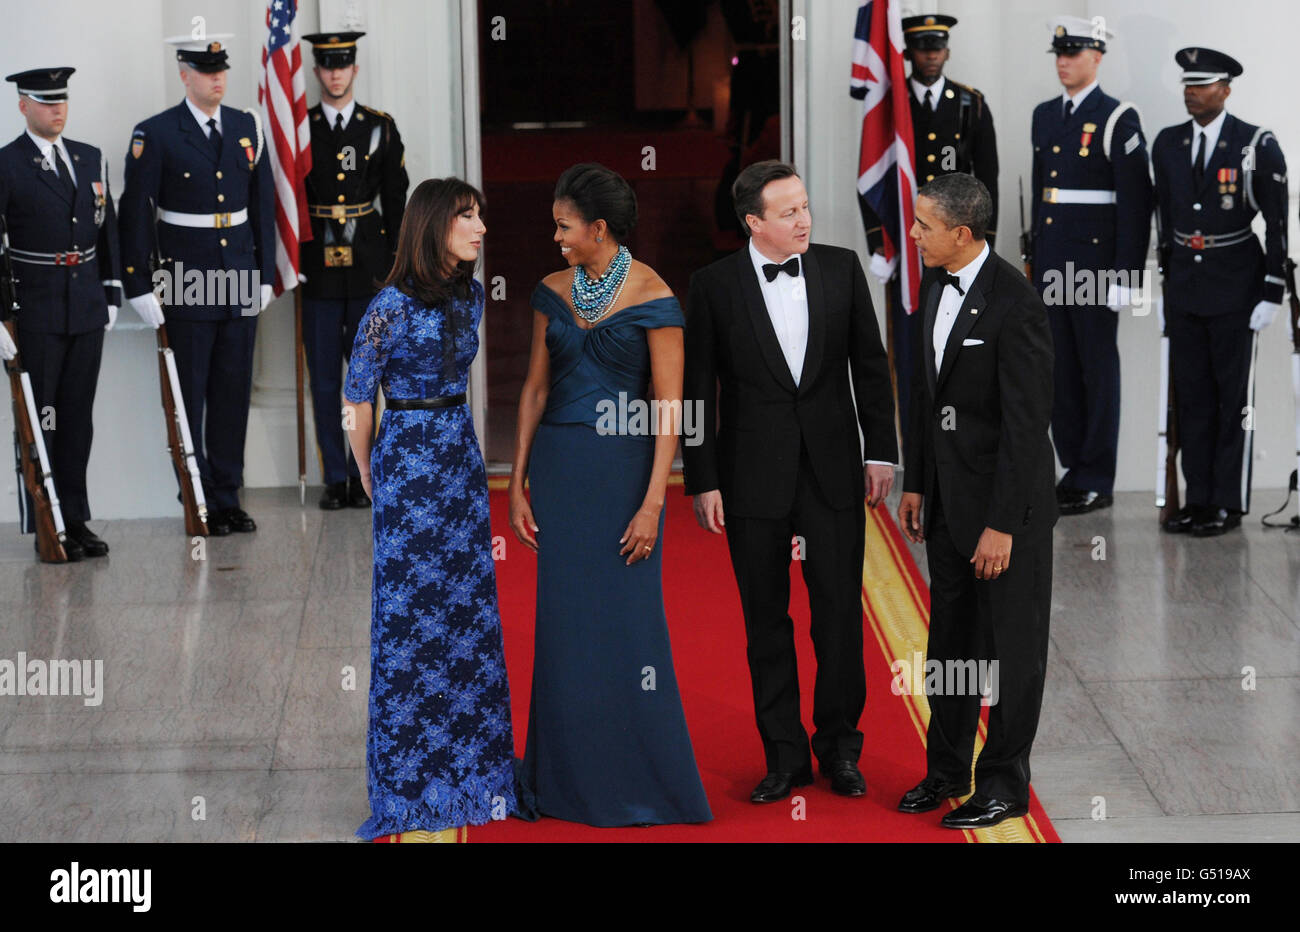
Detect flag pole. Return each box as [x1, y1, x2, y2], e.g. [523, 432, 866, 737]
[294, 286, 306, 506]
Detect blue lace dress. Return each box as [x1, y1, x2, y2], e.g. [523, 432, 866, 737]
[344, 280, 516, 839]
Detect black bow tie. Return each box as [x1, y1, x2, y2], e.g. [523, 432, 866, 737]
[938, 271, 965, 295]
[762, 257, 800, 282]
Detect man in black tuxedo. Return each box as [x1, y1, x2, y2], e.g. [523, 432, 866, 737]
[896, 173, 1057, 829]
[683, 160, 897, 803]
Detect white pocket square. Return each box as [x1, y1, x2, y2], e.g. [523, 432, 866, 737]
[962, 338, 984, 346]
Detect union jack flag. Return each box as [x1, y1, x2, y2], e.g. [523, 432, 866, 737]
[851, 0, 920, 313]
[258, 0, 312, 295]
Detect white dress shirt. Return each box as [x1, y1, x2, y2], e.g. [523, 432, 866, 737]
[911, 75, 945, 110]
[26, 129, 75, 187]
[1191, 108, 1227, 167]
[320, 98, 356, 131]
[934, 241, 990, 372]
[185, 96, 222, 138]
[1061, 79, 1098, 115]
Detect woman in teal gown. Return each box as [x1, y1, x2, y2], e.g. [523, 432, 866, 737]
[508, 163, 711, 827]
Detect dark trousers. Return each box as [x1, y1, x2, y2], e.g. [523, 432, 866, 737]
[166, 315, 258, 512]
[1168, 311, 1253, 512]
[302, 296, 368, 485]
[16, 326, 103, 528]
[923, 485, 1053, 804]
[723, 443, 867, 773]
[1047, 300, 1120, 494]
[888, 275, 919, 444]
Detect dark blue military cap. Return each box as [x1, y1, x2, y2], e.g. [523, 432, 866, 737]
[902, 15, 957, 51]
[302, 32, 366, 68]
[5, 67, 75, 103]
[166, 34, 234, 73]
[1175, 47, 1243, 85]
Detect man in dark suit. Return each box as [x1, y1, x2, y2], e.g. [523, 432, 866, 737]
[856, 12, 998, 438]
[1152, 48, 1287, 537]
[1031, 15, 1152, 515]
[683, 160, 897, 803]
[118, 36, 274, 536]
[0, 67, 121, 560]
[300, 31, 407, 510]
[897, 173, 1058, 829]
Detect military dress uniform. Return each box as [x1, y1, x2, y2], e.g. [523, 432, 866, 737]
[300, 32, 407, 509]
[118, 38, 274, 534]
[858, 14, 998, 438]
[1153, 49, 1287, 537]
[1031, 18, 1152, 512]
[0, 67, 120, 559]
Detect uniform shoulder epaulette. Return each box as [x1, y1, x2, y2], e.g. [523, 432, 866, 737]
[359, 104, 393, 121]
[952, 81, 983, 100]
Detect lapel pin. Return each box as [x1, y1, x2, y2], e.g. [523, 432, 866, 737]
[970, 308, 979, 314]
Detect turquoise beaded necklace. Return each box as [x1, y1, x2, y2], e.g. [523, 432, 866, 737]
[572, 245, 631, 323]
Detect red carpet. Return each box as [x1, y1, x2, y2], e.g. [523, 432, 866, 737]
[475, 484, 1059, 843]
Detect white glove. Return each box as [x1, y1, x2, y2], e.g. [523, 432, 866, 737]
[1105, 281, 1131, 312]
[0, 326, 16, 361]
[1249, 300, 1281, 331]
[129, 292, 166, 329]
[260, 283, 274, 312]
[1156, 295, 1165, 333]
[104, 304, 118, 332]
[869, 251, 898, 284]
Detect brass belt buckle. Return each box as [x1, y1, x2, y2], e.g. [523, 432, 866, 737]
[1042, 187, 1059, 204]
[214, 212, 232, 228]
[331, 204, 348, 221]
[324, 245, 354, 268]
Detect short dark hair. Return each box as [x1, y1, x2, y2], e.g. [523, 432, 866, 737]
[554, 163, 638, 242]
[732, 160, 799, 235]
[383, 176, 483, 306]
[917, 173, 991, 240]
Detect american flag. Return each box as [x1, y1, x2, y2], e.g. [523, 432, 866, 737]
[258, 0, 312, 295]
[851, 0, 920, 313]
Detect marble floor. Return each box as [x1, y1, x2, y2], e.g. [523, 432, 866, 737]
[0, 486, 1297, 843]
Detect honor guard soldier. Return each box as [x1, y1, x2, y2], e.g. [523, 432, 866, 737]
[0, 67, 121, 560]
[860, 13, 998, 436]
[1154, 49, 1287, 537]
[300, 31, 407, 510]
[118, 36, 274, 535]
[1031, 16, 1152, 514]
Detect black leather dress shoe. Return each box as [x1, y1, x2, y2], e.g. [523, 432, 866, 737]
[206, 511, 232, 536]
[897, 776, 970, 813]
[347, 476, 371, 508]
[319, 482, 347, 510]
[1191, 508, 1240, 537]
[823, 760, 867, 797]
[750, 766, 814, 803]
[940, 794, 1028, 829]
[223, 508, 257, 533]
[65, 519, 109, 557]
[1161, 505, 1203, 534]
[37, 536, 84, 562]
[1059, 490, 1113, 515]
[1055, 480, 1072, 504]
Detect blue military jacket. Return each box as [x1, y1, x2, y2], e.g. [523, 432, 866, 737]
[118, 101, 274, 320]
[1152, 113, 1288, 315]
[1030, 86, 1153, 291]
[0, 134, 120, 334]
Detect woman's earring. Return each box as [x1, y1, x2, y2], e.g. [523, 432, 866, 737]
[596, 236, 603, 242]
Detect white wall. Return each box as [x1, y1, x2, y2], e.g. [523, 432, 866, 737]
[0, 0, 465, 519]
[806, 0, 1300, 494]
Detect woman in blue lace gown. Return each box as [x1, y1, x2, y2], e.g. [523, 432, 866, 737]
[508, 164, 711, 827]
[345, 178, 515, 842]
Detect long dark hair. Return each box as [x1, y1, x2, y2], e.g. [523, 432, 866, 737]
[383, 177, 484, 306]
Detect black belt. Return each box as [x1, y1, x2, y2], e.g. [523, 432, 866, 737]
[385, 393, 467, 410]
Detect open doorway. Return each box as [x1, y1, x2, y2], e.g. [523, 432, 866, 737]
[475, 0, 785, 468]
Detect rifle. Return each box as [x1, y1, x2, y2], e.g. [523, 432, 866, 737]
[1018, 177, 1032, 280]
[1154, 208, 1180, 524]
[1, 218, 70, 562]
[147, 198, 208, 536]
[1263, 258, 1300, 528]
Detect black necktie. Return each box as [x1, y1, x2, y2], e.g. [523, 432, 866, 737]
[52, 146, 75, 199]
[938, 271, 965, 295]
[333, 112, 344, 134]
[1193, 132, 1206, 185]
[762, 257, 800, 282]
[207, 117, 222, 158]
[923, 89, 933, 110]
[1063, 99, 1074, 121]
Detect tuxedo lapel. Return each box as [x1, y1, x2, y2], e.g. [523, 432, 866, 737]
[733, 249, 798, 394]
[936, 255, 996, 391]
[796, 248, 825, 392]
